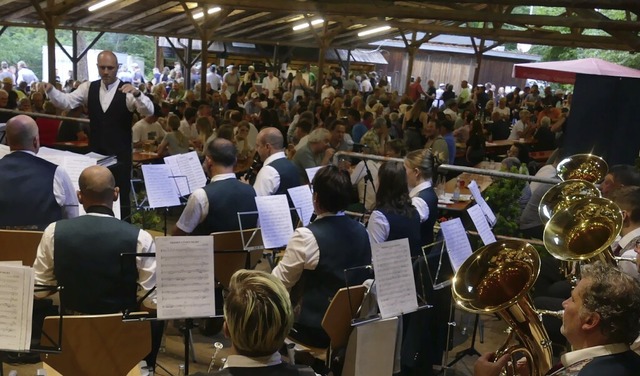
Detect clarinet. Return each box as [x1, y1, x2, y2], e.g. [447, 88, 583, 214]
[239, 152, 263, 185]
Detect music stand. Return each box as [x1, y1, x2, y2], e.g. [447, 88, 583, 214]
[130, 175, 188, 234]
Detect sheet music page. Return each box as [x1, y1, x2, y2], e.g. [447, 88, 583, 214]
[0, 144, 9, 158]
[440, 218, 473, 273]
[287, 185, 314, 226]
[255, 195, 294, 249]
[371, 238, 418, 318]
[305, 166, 323, 184]
[155, 236, 216, 320]
[164, 151, 207, 196]
[467, 204, 497, 245]
[468, 180, 497, 226]
[61, 155, 96, 191]
[141, 164, 181, 208]
[0, 265, 34, 351]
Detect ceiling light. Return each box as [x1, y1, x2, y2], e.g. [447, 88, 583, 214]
[292, 19, 324, 31]
[358, 26, 391, 37]
[88, 0, 118, 12]
[193, 7, 222, 19]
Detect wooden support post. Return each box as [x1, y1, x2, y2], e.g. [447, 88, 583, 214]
[46, 26, 56, 83]
[470, 37, 485, 88]
[404, 46, 416, 95]
[72, 30, 78, 80]
[184, 38, 192, 89]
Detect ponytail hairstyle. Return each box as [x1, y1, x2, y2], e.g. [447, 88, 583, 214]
[404, 148, 441, 182]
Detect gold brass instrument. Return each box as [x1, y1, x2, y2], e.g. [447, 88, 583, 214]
[556, 154, 608, 183]
[538, 180, 601, 224]
[452, 240, 553, 376]
[544, 196, 623, 264]
[537, 310, 564, 320]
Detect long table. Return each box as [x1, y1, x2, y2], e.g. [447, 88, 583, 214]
[437, 161, 501, 212]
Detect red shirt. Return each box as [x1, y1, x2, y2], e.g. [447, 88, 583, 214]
[36, 117, 61, 146]
[408, 82, 424, 101]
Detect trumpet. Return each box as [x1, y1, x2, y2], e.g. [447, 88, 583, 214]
[555, 154, 608, 183]
[537, 309, 564, 320]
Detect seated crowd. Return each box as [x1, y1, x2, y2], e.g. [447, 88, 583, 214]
[5, 57, 640, 376]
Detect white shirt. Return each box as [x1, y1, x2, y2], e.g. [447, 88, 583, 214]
[46, 79, 153, 116]
[294, 135, 309, 151]
[367, 210, 390, 245]
[409, 180, 433, 223]
[557, 343, 629, 374]
[132, 118, 166, 144]
[206, 71, 222, 91]
[178, 119, 198, 141]
[175, 173, 237, 234]
[253, 151, 286, 196]
[509, 120, 527, 140]
[360, 79, 372, 93]
[262, 76, 279, 99]
[33, 212, 156, 307]
[272, 212, 345, 290]
[350, 160, 379, 211]
[223, 352, 282, 369]
[17, 67, 38, 85]
[17, 150, 79, 220]
[617, 227, 640, 280]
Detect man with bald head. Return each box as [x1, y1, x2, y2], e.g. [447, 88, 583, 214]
[254, 127, 302, 196]
[0, 115, 77, 229]
[33, 165, 158, 368]
[44, 50, 154, 221]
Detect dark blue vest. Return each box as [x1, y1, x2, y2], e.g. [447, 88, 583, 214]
[87, 80, 133, 161]
[270, 157, 302, 224]
[295, 215, 371, 330]
[192, 178, 258, 235]
[269, 157, 302, 196]
[53, 214, 139, 314]
[417, 186, 438, 248]
[0, 152, 61, 230]
[378, 209, 422, 257]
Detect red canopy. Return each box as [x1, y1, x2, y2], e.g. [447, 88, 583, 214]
[512, 58, 640, 84]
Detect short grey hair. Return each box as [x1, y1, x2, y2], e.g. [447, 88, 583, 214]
[308, 128, 331, 144]
[373, 117, 387, 129]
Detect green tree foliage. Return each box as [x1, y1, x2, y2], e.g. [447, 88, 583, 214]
[483, 166, 527, 238]
[0, 27, 155, 79]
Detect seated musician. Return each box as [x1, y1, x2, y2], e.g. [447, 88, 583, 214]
[272, 165, 371, 348]
[173, 138, 258, 235]
[475, 262, 640, 376]
[32, 165, 161, 370]
[191, 270, 315, 376]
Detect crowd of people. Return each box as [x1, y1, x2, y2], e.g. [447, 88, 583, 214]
[5, 50, 640, 376]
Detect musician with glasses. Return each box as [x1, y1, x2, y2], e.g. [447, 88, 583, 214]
[43, 50, 154, 221]
[475, 262, 640, 376]
[192, 270, 315, 376]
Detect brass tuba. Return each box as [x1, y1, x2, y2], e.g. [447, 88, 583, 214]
[452, 240, 553, 376]
[544, 196, 623, 264]
[538, 180, 601, 224]
[555, 154, 608, 183]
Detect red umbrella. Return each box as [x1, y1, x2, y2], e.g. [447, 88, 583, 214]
[512, 57, 640, 84]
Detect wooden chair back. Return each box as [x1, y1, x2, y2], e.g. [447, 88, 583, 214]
[321, 285, 367, 349]
[0, 229, 43, 266]
[40, 313, 151, 376]
[212, 228, 264, 289]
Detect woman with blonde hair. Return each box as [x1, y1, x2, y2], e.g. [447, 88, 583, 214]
[404, 148, 439, 246]
[157, 114, 190, 156]
[195, 116, 215, 157]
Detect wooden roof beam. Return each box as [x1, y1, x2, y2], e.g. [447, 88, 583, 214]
[224, 15, 291, 38]
[111, 2, 179, 28]
[197, 0, 640, 31]
[75, 0, 140, 25]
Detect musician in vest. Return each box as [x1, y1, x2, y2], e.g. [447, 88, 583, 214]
[404, 149, 439, 247]
[44, 50, 154, 221]
[173, 138, 258, 235]
[32, 165, 160, 368]
[191, 270, 315, 376]
[367, 161, 421, 256]
[272, 165, 371, 348]
[254, 127, 302, 224]
[475, 262, 640, 376]
[0, 115, 78, 230]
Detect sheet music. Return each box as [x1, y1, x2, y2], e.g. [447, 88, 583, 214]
[468, 180, 497, 226]
[440, 218, 473, 273]
[0, 265, 34, 351]
[0, 144, 9, 158]
[141, 164, 181, 208]
[467, 204, 497, 245]
[287, 185, 314, 226]
[305, 166, 323, 184]
[371, 238, 418, 318]
[255, 195, 294, 249]
[155, 236, 215, 320]
[164, 151, 207, 196]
